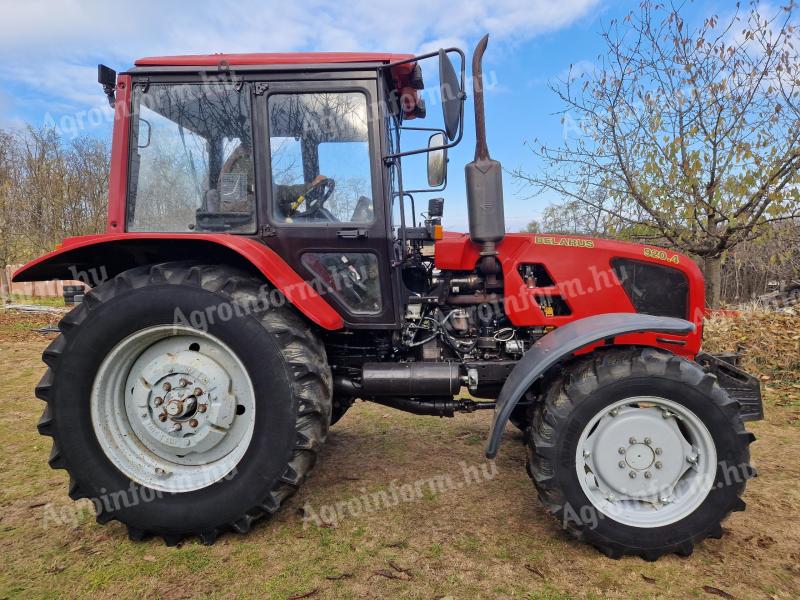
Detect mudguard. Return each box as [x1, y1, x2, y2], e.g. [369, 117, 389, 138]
[12, 233, 344, 330]
[485, 313, 695, 458]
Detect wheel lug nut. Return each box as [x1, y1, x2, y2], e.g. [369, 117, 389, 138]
[163, 382, 172, 392]
[629, 471, 637, 478]
[618, 447, 626, 454]
[193, 387, 203, 397]
[644, 437, 652, 444]
[171, 423, 182, 432]
[655, 461, 662, 469]
[629, 437, 637, 444]
[154, 397, 163, 406]
[644, 471, 652, 479]
[179, 378, 189, 387]
[618, 461, 625, 468]
[198, 404, 208, 413]
[159, 412, 168, 422]
[189, 418, 199, 428]
[655, 448, 662, 455]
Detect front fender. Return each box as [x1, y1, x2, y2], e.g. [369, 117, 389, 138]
[485, 313, 695, 458]
[12, 233, 344, 330]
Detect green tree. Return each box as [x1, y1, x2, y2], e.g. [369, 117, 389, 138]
[514, 1, 800, 306]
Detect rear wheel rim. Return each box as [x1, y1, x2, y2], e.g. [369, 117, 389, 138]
[576, 396, 717, 528]
[91, 325, 256, 493]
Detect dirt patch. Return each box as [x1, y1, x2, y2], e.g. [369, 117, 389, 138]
[0, 309, 61, 342]
[0, 310, 798, 599]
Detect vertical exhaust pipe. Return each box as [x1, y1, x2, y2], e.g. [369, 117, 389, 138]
[465, 34, 505, 271]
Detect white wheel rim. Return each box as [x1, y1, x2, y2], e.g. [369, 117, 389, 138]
[576, 396, 717, 528]
[91, 325, 256, 493]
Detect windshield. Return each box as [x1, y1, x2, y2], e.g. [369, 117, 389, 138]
[127, 82, 255, 233]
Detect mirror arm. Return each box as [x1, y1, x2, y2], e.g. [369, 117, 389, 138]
[102, 85, 116, 108]
[382, 127, 461, 160]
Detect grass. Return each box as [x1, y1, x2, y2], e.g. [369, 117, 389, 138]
[3, 294, 66, 308]
[1, 310, 799, 599]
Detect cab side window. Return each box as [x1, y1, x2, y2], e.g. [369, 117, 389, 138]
[267, 92, 374, 224]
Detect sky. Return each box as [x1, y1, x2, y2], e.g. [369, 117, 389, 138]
[0, 0, 725, 232]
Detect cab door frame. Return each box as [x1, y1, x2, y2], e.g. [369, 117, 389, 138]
[252, 76, 399, 328]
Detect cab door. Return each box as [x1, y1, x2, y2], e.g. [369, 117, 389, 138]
[253, 78, 397, 328]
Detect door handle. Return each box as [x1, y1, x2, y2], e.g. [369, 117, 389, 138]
[337, 229, 369, 239]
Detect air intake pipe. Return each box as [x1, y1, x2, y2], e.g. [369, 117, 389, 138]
[465, 34, 505, 273]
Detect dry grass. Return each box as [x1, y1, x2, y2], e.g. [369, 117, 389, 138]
[1, 309, 799, 599]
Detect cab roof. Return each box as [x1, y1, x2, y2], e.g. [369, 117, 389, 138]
[132, 52, 423, 119]
[134, 52, 414, 68]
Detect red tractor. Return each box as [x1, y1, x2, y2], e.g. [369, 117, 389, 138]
[15, 36, 761, 559]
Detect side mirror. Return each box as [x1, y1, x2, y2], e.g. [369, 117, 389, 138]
[98, 64, 117, 108]
[427, 132, 447, 187]
[438, 50, 462, 141]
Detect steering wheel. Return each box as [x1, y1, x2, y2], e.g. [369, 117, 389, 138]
[288, 176, 335, 218]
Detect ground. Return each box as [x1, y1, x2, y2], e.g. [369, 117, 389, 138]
[1, 309, 799, 599]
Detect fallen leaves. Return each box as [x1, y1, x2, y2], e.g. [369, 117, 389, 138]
[286, 589, 318, 600]
[373, 561, 414, 581]
[525, 564, 545, 578]
[703, 585, 735, 599]
[703, 312, 800, 382]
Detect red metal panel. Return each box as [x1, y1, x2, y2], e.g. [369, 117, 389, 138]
[106, 74, 131, 234]
[13, 234, 345, 331]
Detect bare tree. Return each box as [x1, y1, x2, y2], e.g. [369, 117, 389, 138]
[0, 130, 23, 297]
[513, 1, 800, 306]
[0, 126, 109, 298]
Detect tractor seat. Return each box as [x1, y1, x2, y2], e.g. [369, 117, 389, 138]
[351, 196, 373, 222]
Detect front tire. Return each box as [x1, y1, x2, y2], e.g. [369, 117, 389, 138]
[527, 347, 756, 560]
[36, 262, 332, 545]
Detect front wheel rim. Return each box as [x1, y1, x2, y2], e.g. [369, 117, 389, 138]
[91, 325, 256, 493]
[576, 396, 717, 528]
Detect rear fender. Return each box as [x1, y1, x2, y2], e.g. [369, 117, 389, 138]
[485, 313, 695, 458]
[12, 233, 344, 330]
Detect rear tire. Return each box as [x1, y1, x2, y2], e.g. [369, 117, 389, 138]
[37, 262, 332, 545]
[527, 347, 755, 560]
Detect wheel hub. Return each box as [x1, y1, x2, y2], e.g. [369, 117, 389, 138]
[127, 345, 240, 464]
[624, 443, 654, 470]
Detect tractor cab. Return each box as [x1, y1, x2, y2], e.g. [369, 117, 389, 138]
[102, 49, 465, 327]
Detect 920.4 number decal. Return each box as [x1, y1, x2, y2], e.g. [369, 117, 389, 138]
[643, 247, 680, 264]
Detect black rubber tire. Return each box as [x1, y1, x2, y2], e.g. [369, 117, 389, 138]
[36, 262, 332, 545]
[330, 396, 354, 426]
[527, 347, 756, 560]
